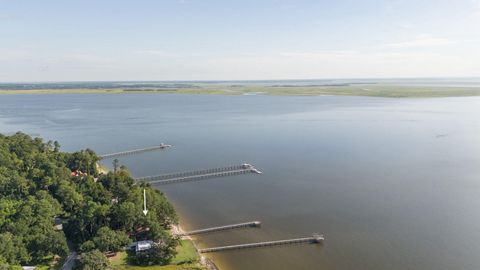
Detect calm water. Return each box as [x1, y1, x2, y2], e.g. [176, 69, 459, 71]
[1, 94, 480, 270]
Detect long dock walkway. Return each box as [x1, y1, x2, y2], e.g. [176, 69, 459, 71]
[99, 143, 171, 159]
[199, 234, 324, 253]
[136, 163, 262, 185]
[178, 221, 261, 236]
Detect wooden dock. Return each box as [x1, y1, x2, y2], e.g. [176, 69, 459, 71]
[135, 163, 262, 185]
[198, 234, 324, 253]
[178, 221, 261, 236]
[99, 143, 171, 159]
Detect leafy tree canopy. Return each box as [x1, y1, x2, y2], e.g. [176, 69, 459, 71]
[0, 132, 178, 268]
[74, 249, 109, 270]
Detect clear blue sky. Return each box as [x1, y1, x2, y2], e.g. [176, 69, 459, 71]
[1, 0, 479, 81]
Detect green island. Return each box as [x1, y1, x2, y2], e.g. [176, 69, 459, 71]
[0, 132, 208, 270]
[1, 81, 480, 98]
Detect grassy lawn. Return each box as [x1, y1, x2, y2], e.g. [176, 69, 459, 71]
[171, 240, 199, 264]
[110, 240, 205, 270]
[110, 251, 128, 267]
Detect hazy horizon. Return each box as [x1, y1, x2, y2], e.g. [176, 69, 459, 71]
[2, 77, 480, 84]
[1, 0, 479, 81]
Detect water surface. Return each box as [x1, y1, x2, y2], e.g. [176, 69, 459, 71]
[1, 94, 479, 270]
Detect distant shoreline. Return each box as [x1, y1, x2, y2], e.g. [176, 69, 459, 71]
[2, 84, 480, 98]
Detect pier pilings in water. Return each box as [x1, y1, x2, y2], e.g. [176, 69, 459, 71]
[135, 163, 262, 185]
[99, 143, 171, 159]
[178, 221, 261, 236]
[198, 234, 324, 253]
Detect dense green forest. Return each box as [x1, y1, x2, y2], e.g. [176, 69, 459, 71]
[0, 132, 178, 269]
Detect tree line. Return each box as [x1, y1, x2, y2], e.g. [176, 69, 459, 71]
[0, 132, 178, 269]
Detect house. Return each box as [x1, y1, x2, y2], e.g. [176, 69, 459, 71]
[127, 240, 154, 253]
[136, 241, 153, 252]
[53, 217, 63, 231]
[70, 170, 87, 177]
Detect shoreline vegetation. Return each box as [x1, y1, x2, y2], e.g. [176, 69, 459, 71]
[98, 162, 216, 270]
[0, 132, 212, 270]
[1, 81, 480, 97]
[170, 225, 218, 270]
[95, 162, 215, 270]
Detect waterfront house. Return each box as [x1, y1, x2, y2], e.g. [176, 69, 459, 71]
[127, 240, 154, 253]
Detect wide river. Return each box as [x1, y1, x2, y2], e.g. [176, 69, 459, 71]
[1, 94, 480, 270]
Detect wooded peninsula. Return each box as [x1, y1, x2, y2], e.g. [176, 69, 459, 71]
[0, 133, 205, 270]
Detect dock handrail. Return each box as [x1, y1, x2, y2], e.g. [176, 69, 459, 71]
[198, 234, 324, 253]
[99, 143, 171, 159]
[135, 163, 262, 185]
[178, 221, 261, 236]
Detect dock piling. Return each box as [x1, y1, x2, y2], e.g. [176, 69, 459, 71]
[198, 234, 325, 253]
[135, 163, 262, 185]
[178, 221, 261, 236]
[100, 143, 171, 159]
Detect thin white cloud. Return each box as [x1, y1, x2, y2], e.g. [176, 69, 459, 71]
[0, 48, 32, 61]
[60, 53, 112, 64]
[471, 0, 480, 9]
[386, 35, 456, 48]
[277, 50, 442, 64]
[193, 49, 461, 80]
[280, 50, 359, 58]
[134, 50, 178, 57]
[397, 22, 415, 30]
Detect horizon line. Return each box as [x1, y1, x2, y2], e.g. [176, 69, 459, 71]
[1, 76, 480, 84]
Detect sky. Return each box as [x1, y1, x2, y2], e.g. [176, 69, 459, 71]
[0, 0, 479, 82]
